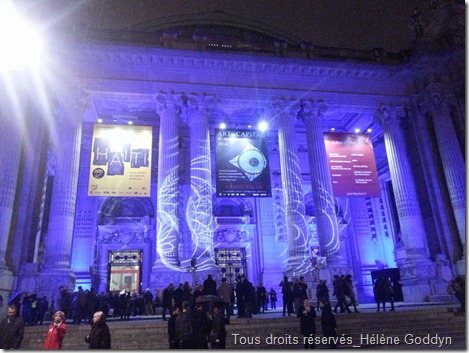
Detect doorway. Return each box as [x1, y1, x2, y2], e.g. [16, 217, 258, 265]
[107, 250, 142, 293]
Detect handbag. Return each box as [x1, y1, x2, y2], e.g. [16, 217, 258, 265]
[84, 334, 90, 344]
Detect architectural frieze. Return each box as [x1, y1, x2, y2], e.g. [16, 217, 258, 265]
[80, 46, 407, 82]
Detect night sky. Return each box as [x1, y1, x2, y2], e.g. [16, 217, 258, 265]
[18, 0, 431, 52]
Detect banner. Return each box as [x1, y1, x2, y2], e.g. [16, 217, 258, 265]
[215, 128, 272, 197]
[88, 124, 152, 197]
[324, 132, 381, 197]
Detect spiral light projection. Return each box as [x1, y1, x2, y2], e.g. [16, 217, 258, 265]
[281, 150, 311, 275]
[185, 154, 215, 270]
[317, 181, 341, 254]
[156, 165, 182, 270]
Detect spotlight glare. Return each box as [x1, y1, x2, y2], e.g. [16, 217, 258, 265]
[219, 122, 226, 129]
[354, 128, 360, 133]
[97, 118, 103, 123]
[367, 128, 372, 132]
[0, 2, 43, 69]
[331, 128, 335, 131]
[258, 121, 268, 132]
[128, 121, 133, 125]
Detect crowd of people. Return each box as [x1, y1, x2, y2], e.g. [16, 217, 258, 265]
[0, 273, 464, 349]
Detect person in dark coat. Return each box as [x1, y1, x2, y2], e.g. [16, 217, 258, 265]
[315, 280, 329, 311]
[203, 274, 217, 296]
[319, 299, 337, 349]
[0, 305, 24, 349]
[86, 311, 111, 349]
[167, 306, 181, 349]
[191, 302, 210, 349]
[297, 298, 316, 349]
[210, 303, 226, 349]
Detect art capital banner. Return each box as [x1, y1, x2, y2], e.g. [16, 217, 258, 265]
[324, 132, 381, 197]
[88, 124, 152, 197]
[215, 128, 272, 197]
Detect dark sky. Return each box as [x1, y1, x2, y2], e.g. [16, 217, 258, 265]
[20, 0, 431, 52]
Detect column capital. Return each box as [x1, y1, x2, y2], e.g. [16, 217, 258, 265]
[54, 87, 89, 126]
[423, 83, 456, 114]
[300, 99, 327, 122]
[154, 90, 184, 114]
[186, 92, 217, 113]
[271, 97, 301, 116]
[374, 103, 406, 130]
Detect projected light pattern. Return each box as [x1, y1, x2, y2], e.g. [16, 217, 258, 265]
[316, 181, 340, 255]
[156, 166, 181, 270]
[281, 154, 311, 275]
[186, 154, 215, 271]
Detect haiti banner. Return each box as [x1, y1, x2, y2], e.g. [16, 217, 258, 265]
[215, 128, 272, 197]
[88, 124, 152, 197]
[324, 132, 381, 197]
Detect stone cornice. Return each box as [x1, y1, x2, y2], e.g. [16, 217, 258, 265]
[79, 45, 407, 82]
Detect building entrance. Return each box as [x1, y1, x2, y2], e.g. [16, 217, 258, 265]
[107, 250, 142, 293]
[215, 247, 247, 285]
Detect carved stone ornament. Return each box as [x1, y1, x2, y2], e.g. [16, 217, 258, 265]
[214, 228, 251, 243]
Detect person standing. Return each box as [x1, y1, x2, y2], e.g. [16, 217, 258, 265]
[86, 311, 111, 349]
[269, 288, 277, 310]
[43, 311, 67, 349]
[167, 306, 181, 349]
[0, 305, 25, 349]
[217, 278, 233, 321]
[210, 303, 226, 349]
[297, 298, 316, 349]
[175, 301, 193, 349]
[319, 299, 337, 349]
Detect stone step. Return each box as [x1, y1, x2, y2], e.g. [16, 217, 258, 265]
[20, 308, 465, 350]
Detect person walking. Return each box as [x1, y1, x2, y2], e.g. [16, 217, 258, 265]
[344, 275, 359, 313]
[85, 311, 111, 349]
[0, 305, 25, 349]
[43, 311, 67, 349]
[297, 298, 316, 349]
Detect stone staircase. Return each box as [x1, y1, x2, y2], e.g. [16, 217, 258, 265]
[21, 307, 465, 350]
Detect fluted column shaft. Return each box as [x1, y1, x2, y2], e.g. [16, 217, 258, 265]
[301, 100, 340, 257]
[0, 83, 25, 270]
[186, 94, 215, 269]
[41, 88, 85, 290]
[155, 92, 182, 268]
[375, 104, 428, 260]
[425, 88, 465, 249]
[274, 99, 308, 273]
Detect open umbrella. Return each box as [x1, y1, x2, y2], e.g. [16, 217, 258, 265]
[196, 295, 225, 303]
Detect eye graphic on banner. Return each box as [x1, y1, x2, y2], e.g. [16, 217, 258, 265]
[229, 143, 267, 181]
[215, 128, 272, 197]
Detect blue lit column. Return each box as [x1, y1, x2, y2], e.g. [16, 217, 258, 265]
[424, 86, 465, 267]
[154, 92, 183, 269]
[39, 88, 87, 293]
[375, 103, 436, 301]
[274, 98, 309, 276]
[301, 99, 345, 273]
[186, 93, 216, 270]
[0, 80, 24, 294]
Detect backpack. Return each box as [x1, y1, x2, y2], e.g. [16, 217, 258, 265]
[175, 312, 193, 342]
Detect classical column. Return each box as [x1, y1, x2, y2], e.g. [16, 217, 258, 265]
[39, 88, 87, 293]
[375, 103, 436, 301]
[274, 98, 309, 275]
[300, 100, 343, 270]
[0, 79, 25, 294]
[424, 86, 465, 258]
[185, 93, 216, 270]
[154, 92, 183, 269]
